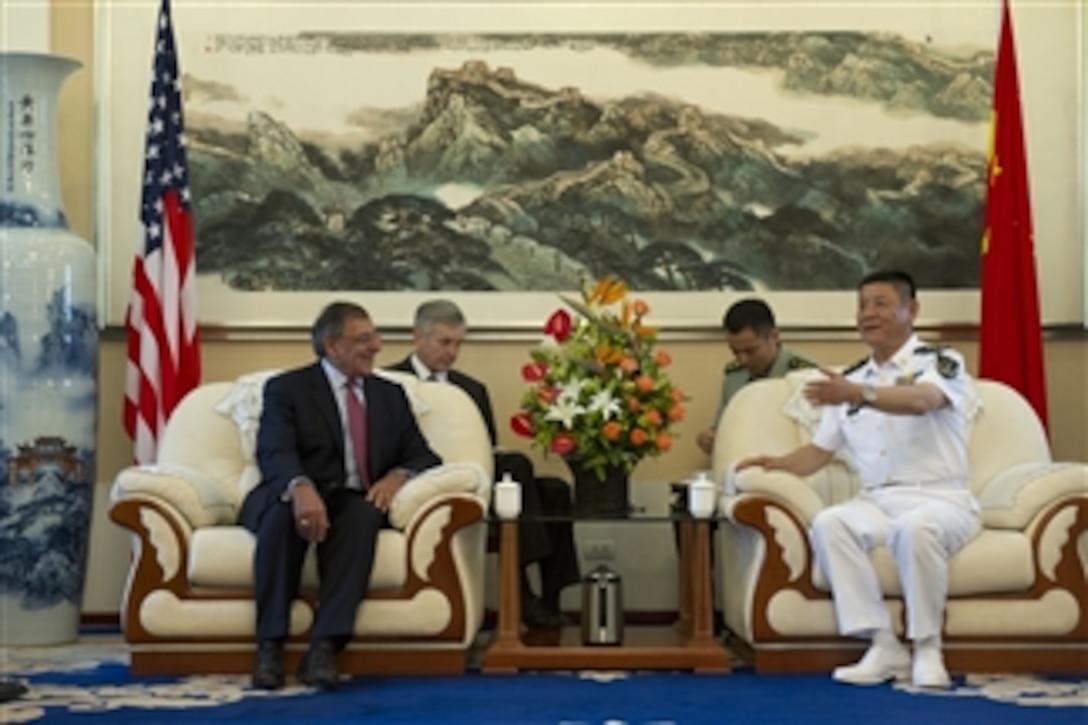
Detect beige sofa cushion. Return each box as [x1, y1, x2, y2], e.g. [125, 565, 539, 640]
[811, 529, 1034, 597]
[188, 527, 406, 590]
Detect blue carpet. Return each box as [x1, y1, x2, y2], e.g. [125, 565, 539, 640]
[4, 661, 1085, 724]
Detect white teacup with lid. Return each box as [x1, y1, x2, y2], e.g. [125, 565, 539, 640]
[687, 470, 716, 519]
[493, 472, 522, 520]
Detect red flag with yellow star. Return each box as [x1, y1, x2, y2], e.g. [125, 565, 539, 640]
[979, 0, 1047, 429]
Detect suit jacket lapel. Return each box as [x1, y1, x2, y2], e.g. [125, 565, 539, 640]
[307, 363, 345, 458]
[386, 356, 414, 375]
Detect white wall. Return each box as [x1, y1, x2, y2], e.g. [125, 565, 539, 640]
[1082, 1, 1088, 327]
[0, 0, 49, 53]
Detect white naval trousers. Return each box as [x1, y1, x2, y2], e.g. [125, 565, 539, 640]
[809, 486, 980, 641]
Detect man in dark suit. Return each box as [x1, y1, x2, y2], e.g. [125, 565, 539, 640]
[240, 301, 440, 690]
[386, 299, 580, 629]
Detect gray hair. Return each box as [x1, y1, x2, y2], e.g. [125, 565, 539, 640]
[312, 301, 369, 358]
[413, 299, 466, 335]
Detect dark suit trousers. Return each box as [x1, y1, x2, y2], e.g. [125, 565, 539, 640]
[253, 488, 384, 646]
[494, 452, 580, 599]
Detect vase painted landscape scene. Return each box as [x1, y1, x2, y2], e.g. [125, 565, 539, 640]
[179, 30, 992, 295]
[0, 53, 98, 645]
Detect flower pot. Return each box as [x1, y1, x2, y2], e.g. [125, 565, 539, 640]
[566, 459, 629, 519]
[0, 52, 97, 645]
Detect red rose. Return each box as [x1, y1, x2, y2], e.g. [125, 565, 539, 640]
[550, 431, 576, 455]
[544, 309, 572, 342]
[510, 412, 534, 438]
[521, 362, 548, 382]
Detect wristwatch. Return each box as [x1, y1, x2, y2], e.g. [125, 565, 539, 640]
[859, 384, 878, 407]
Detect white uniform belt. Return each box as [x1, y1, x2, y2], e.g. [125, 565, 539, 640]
[870, 479, 965, 491]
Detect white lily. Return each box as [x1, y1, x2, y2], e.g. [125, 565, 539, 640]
[587, 390, 621, 420]
[556, 378, 587, 403]
[544, 398, 587, 429]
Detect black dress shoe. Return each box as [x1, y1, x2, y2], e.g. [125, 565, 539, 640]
[0, 679, 28, 703]
[522, 593, 566, 629]
[251, 640, 284, 690]
[297, 639, 339, 689]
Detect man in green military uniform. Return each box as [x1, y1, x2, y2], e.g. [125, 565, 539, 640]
[695, 298, 818, 455]
[674, 298, 818, 634]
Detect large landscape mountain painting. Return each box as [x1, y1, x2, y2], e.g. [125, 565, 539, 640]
[183, 32, 992, 292]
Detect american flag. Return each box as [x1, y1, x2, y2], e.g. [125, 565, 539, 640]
[123, 0, 201, 464]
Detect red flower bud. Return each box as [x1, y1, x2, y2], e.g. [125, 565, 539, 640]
[510, 412, 534, 438]
[544, 309, 572, 342]
[522, 361, 547, 382]
[550, 431, 576, 455]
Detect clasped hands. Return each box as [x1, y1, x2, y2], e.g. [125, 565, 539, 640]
[290, 474, 406, 543]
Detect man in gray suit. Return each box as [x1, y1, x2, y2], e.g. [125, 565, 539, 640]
[386, 299, 580, 629]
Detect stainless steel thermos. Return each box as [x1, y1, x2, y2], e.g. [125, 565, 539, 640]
[581, 564, 623, 645]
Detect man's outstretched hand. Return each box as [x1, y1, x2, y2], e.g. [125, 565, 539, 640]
[803, 367, 860, 407]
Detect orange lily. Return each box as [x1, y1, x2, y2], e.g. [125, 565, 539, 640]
[588, 276, 627, 305]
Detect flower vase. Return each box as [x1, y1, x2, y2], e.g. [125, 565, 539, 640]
[566, 459, 630, 519]
[0, 52, 97, 645]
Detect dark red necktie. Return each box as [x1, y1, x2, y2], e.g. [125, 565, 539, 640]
[345, 378, 370, 489]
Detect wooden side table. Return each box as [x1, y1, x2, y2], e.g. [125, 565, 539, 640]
[483, 512, 730, 673]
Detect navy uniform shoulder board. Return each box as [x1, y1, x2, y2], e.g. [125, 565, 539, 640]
[787, 356, 816, 371]
[914, 345, 961, 379]
[842, 357, 868, 376]
[725, 359, 744, 374]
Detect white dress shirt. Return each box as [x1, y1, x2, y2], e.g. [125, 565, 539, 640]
[321, 358, 367, 490]
[409, 354, 446, 383]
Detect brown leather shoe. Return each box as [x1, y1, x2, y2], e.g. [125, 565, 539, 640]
[251, 640, 284, 690]
[297, 639, 339, 689]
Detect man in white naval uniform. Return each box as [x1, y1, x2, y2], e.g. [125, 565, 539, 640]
[737, 270, 980, 689]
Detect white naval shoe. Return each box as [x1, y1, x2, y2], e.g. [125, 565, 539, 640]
[912, 638, 952, 689]
[832, 637, 911, 686]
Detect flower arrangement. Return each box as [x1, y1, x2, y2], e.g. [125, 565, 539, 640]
[510, 276, 686, 479]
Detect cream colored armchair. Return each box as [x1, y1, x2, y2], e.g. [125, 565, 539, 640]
[110, 370, 493, 676]
[715, 374, 1087, 674]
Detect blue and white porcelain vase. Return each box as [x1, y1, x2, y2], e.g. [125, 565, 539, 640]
[0, 52, 97, 645]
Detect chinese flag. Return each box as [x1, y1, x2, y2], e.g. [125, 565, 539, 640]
[979, 0, 1047, 430]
